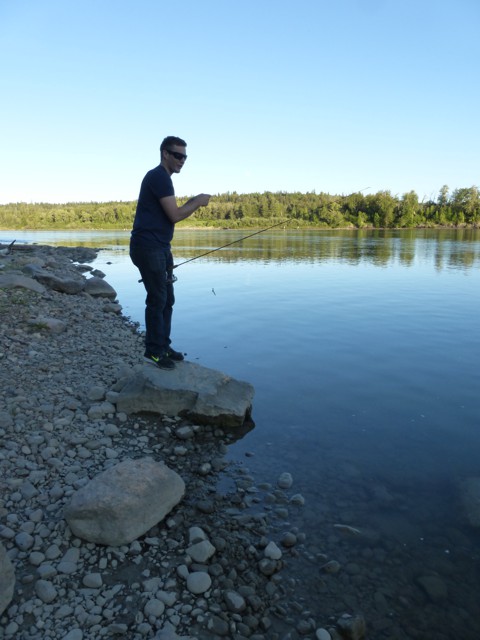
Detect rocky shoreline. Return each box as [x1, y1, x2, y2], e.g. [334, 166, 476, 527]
[0, 244, 364, 640]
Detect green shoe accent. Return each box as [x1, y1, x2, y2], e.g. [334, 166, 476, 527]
[144, 354, 175, 370]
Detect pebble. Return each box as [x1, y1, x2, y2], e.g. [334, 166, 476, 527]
[336, 613, 367, 640]
[321, 560, 342, 574]
[186, 571, 212, 594]
[277, 472, 293, 489]
[187, 539, 216, 563]
[62, 630, 84, 640]
[224, 590, 247, 613]
[14, 532, 34, 551]
[82, 573, 103, 588]
[416, 575, 448, 601]
[0, 245, 321, 640]
[28, 551, 45, 566]
[264, 541, 282, 560]
[280, 532, 297, 547]
[35, 579, 58, 603]
[144, 598, 166, 617]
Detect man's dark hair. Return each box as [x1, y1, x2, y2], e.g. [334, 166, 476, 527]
[160, 136, 187, 153]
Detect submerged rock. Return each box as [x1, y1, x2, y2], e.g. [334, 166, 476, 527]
[336, 613, 367, 640]
[459, 477, 480, 527]
[416, 575, 448, 602]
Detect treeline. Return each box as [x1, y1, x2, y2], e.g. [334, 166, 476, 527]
[1, 185, 479, 229]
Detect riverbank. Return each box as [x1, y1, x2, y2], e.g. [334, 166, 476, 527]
[0, 244, 356, 640]
[1, 223, 478, 232]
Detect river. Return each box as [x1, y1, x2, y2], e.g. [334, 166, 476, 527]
[2, 227, 480, 639]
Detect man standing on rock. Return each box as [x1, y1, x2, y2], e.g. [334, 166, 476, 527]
[130, 136, 211, 370]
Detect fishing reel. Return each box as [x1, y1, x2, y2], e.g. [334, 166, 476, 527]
[166, 269, 177, 284]
[137, 269, 177, 285]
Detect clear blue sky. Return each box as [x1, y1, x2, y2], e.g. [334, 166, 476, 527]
[1, 0, 478, 204]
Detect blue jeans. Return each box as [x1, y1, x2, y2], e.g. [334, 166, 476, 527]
[130, 243, 175, 357]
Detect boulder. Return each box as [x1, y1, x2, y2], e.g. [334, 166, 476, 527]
[0, 273, 46, 294]
[64, 457, 185, 545]
[0, 541, 15, 615]
[52, 245, 98, 263]
[115, 361, 254, 428]
[33, 271, 85, 294]
[28, 316, 67, 333]
[84, 276, 117, 299]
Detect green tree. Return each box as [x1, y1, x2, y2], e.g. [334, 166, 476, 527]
[397, 191, 420, 227]
[451, 186, 480, 224]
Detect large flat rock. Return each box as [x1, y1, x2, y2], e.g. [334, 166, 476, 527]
[0, 273, 46, 293]
[115, 361, 254, 428]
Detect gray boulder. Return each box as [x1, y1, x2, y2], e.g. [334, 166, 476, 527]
[84, 276, 117, 299]
[56, 246, 97, 263]
[64, 457, 185, 545]
[0, 273, 46, 294]
[0, 541, 15, 615]
[28, 316, 67, 333]
[115, 361, 254, 428]
[33, 271, 85, 294]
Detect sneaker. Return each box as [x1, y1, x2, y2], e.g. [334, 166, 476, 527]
[166, 347, 185, 361]
[144, 353, 175, 370]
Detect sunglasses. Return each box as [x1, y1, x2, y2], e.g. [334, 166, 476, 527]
[166, 149, 187, 161]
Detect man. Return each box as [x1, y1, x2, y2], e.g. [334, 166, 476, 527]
[130, 136, 211, 370]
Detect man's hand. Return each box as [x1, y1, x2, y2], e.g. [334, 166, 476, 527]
[196, 193, 211, 207]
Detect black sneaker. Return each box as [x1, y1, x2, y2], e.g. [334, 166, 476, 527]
[166, 347, 185, 361]
[144, 354, 175, 370]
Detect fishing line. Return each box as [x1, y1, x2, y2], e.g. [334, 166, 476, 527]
[138, 221, 288, 284]
[172, 219, 289, 272]
[164, 219, 288, 284]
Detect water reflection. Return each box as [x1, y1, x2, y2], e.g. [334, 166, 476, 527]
[175, 229, 480, 272]
[2, 228, 480, 272]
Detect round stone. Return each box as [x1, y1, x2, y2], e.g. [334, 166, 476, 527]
[15, 532, 34, 551]
[35, 579, 58, 603]
[186, 571, 212, 595]
[144, 598, 165, 618]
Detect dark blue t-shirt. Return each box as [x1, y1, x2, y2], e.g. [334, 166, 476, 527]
[131, 165, 175, 247]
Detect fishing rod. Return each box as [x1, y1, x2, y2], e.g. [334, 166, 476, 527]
[172, 219, 289, 270]
[139, 220, 289, 284]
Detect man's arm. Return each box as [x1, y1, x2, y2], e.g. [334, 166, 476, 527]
[160, 194, 211, 224]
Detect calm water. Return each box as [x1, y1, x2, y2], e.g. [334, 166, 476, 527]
[3, 228, 480, 639]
